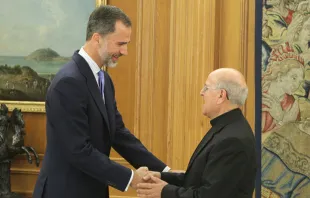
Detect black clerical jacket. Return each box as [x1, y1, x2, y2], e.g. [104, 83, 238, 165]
[161, 108, 257, 198]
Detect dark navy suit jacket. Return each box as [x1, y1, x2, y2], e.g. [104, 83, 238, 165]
[33, 51, 166, 198]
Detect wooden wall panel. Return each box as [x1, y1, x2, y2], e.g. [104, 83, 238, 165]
[108, 0, 138, 135]
[218, 0, 255, 129]
[246, 0, 256, 131]
[166, 0, 220, 170]
[134, 0, 170, 160]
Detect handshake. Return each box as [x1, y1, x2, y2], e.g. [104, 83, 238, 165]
[130, 167, 168, 198]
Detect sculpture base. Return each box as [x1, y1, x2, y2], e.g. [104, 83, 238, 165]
[0, 192, 23, 198]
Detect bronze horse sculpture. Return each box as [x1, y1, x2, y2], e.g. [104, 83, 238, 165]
[0, 104, 39, 198]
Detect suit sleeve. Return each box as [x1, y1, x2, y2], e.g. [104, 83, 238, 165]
[161, 172, 185, 187]
[106, 75, 167, 171]
[49, 77, 131, 191]
[162, 138, 248, 198]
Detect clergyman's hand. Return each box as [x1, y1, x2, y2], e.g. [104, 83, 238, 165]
[143, 171, 161, 183]
[137, 176, 168, 198]
[130, 167, 149, 189]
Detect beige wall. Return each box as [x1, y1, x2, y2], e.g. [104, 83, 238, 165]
[10, 0, 255, 197]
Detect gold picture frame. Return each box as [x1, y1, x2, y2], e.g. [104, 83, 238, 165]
[0, 0, 107, 113]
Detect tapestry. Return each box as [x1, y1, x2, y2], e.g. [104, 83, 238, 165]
[261, 0, 310, 197]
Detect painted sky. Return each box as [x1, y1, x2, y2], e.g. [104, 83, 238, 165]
[0, 0, 95, 56]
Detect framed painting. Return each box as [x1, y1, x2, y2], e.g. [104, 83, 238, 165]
[0, 0, 107, 112]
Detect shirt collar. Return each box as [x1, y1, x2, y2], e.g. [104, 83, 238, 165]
[210, 108, 243, 127]
[78, 47, 101, 76]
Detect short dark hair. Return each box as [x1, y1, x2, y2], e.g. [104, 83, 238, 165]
[86, 5, 131, 41]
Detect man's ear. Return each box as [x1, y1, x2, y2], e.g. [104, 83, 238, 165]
[216, 90, 223, 104]
[217, 89, 227, 104]
[91, 33, 101, 44]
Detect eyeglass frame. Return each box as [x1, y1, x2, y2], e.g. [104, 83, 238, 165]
[201, 84, 229, 100]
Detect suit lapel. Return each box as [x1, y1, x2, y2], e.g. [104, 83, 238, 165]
[72, 52, 110, 131]
[186, 126, 223, 171]
[87, 79, 110, 131]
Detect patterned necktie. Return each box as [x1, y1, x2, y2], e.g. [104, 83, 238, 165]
[98, 70, 105, 101]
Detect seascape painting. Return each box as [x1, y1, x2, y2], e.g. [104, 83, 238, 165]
[0, 0, 95, 101]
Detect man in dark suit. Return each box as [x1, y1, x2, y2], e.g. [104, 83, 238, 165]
[136, 68, 257, 198]
[33, 5, 170, 198]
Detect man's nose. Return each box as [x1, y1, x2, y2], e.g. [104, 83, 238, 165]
[200, 90, 204, 96]
[120, 45, 128, 56]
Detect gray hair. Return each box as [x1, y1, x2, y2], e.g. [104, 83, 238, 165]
[216, 80, 248, 105]
[86, 5, 131, 41]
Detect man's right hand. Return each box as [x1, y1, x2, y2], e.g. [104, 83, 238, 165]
[130, 167, 148, 189]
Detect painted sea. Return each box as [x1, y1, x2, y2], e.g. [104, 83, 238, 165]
[0, 0, 95, 102]
[0, 53, 69, 101]
[0, 55, 66, 75]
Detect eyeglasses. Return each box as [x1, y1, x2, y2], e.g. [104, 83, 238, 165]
[201, 85, 216, 93]
[201, 84, 229, 100]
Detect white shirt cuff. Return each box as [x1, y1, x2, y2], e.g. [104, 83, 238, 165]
[162, 166, 171, 172]
[125, 169, 134, 191]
